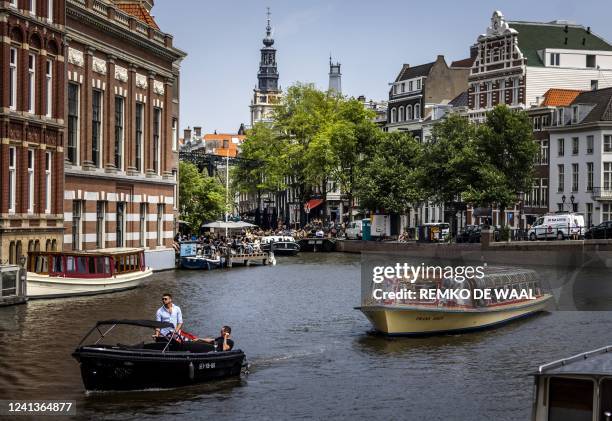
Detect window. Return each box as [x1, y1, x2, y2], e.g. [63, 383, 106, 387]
[549, 52, 560, 66]
[92, 89, 102, 167]
[27, 149, 35, 213]
[499, 80, 505, 105]
[408, 81, 413, 91]
[96, 201, 105, 249]
[591, 80, 599, 91]
[416, 79, 421, 90]
[157, 204, 163, 246]
[586, 203, 593, 228]
[400, 83, 405, 93]
[9, 48, 17, 110]
[45, 60, 53, 117]
[486, 82, 492, 107]
[139, 203, 147, 247]
[28, 54, 36, 114]
[604, 204, 612, 222]
[572, 137, 579, 155]
[390, 108, 396, 123]
[572, 107, 579, 124]
[512, 78, 520, 105]
[67, 83, 79, 164]
[474, 84, 480, 109]
[45, 151, 52, 213]
[406, 105, 413, 120]
[605, 135, 612, 152]
[30, 0, 36, 15]
[398, 106, 404, 122]
[556, 108, 565, 126]
[8, 147, 16, 214]
[587, 135, 594, 154]
[542, 114, 550, 128]
[587, 162, 593, 191]
[47, 0, 53, 21]
[586, 54, 596, 68]
[172, 118, 178, 151]
[540, 140, 549, 164]
[558, 138, 565, 156]
[605, 162, 612, 190]
[542, 178, 548, 207]
[572, 163, 579, 192]
[135, 102, 144, 173]
[558, 164, 564, 192]
[116, 202, 126, 247]
[414, 103, 421, 119]
[72, 200, 82, 250]
[114, 96, 124, 170]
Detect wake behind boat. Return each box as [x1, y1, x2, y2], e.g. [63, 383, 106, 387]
[26, 248, 152, 299]
[72, 320, 246, 391]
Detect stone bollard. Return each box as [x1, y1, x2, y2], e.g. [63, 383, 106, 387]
[481, 228, 494, 248]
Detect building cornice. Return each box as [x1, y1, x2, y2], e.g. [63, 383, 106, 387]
[548, 121, 612, 133]
[65, 167, 177, 186]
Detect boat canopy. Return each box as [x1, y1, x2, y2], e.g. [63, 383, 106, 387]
[27, 249, 146, 278]
[96, 320, 174, 329]
[536, 345, 612, 377]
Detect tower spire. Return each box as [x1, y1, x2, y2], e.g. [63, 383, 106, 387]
[266, 7, 271, 37]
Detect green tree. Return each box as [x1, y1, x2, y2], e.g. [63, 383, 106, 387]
[356, 131, 423, 214]
[470, 105, 538, 225]
[179, 161, 226, 230]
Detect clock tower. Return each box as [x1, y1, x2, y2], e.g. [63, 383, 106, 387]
[250, 8, 282, 125]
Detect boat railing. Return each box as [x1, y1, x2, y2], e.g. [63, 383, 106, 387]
[537, 345, 612, 373]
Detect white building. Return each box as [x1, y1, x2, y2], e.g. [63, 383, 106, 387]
[549, 88, 612, 227]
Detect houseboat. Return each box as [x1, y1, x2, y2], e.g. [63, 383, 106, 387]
[26, 248, 152, 299]
[260, 236, 300, 256]
[532, 345, 612, 420]
[356, 266, 552, 335]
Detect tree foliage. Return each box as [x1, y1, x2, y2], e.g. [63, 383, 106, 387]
[179, 161, 226, 230]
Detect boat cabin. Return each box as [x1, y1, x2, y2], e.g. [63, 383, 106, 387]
[532, 345, 612, 421]
[27, 248, 146, 278]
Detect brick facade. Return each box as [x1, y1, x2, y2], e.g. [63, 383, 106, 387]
[0, 0, 66, 264]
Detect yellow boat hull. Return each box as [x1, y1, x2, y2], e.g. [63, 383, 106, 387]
[358, 295, 552, 336]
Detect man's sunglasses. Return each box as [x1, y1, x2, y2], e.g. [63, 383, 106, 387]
[162, 297, 170, 302]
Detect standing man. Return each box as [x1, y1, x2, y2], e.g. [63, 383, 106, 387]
[155, 293, 183, 337]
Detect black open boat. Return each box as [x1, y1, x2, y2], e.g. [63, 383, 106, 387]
[72, 320, 247, 391]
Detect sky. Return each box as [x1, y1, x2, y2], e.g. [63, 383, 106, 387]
[153, 0, 612, 134]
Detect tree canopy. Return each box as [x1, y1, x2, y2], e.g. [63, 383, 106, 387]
[179, 161, 226, 230]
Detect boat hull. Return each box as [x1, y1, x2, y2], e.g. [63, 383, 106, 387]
[261, 242, 300, 255]
[179, 257, 222, 270]
[26, 268, 153, 299]
[298, 238, 336, 252]
[357, 295, 551, 336]
[73, 347, 245, 391]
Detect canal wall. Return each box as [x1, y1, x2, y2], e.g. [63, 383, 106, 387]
[335, 239, 612, 268]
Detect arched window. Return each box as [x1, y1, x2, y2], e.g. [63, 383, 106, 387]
[45, 239, 51, 251]
[35, 240, 40, 251]
[9, 241, 16, 265]
[398, 106, 405, 122]
[51, 239, 57, 251]
[28, 240, 35, 252]
[16, 241, 22, 264]
[414, 103, 421, 119]
[406, 105, 413, 120]
[390, 108, 397, 123]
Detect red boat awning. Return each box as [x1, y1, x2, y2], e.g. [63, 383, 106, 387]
[304, 199, 324, 212]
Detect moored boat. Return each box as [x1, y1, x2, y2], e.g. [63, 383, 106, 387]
[180, 255, 223, 270]
[357, 266, 552, 335]
[532, 345, 612, 420]
[297, 237, 336, 252]
[26, 248, 152, 299]
[72, 320, 246, 391]
[260, 236, 300, 256]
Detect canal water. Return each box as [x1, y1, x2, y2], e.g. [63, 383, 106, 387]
[0, 252, 610, 420]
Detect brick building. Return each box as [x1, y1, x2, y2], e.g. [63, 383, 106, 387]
[0, 0, 66, 264]
[63, 0, 185, 270]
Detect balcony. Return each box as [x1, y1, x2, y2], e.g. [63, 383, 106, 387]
[591, 187, 612, 201]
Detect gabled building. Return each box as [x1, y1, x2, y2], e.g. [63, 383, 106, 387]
[386, 55, 471, 140]
[549, 87, 612, 227]
[468, 10, 612, 122]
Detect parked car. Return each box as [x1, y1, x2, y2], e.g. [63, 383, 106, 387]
[456, 225, 477, 243]
[346, 220, 363, 240]
[528, 213, 585, 240]
[585, 221, 612, 239]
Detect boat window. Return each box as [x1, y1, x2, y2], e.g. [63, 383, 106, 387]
[1, 270, 17, 297]
[51, 255, 63, 273]
[66, 256, 76, 273]
[35, 254, 49, 273]
[548, 377, 593, 421]
[600, 378, 612, 420]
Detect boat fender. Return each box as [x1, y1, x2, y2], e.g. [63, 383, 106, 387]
[188, 361, 195, 380]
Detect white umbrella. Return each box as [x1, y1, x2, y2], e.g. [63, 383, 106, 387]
[232, 221, 257, 228]
[201, 221, 239, 229]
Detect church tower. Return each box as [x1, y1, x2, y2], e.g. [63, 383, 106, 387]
[328, 56, 342, 94]
[250, 8, 281, 125]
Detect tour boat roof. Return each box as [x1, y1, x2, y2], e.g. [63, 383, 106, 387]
[536, 345, 612, 376]
[31, 248, 145, 256]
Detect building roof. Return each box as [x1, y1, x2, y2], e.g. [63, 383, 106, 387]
[395, 61, 435, 82]
[570, 87, 612, 124]
[202, 133, 246, 158]
[541, 88, 584, 107]
[449, 91, 468, 107]
[116, 2, 160, 30]
[508, 21, 612, 67]
[450, 57, 475, 68]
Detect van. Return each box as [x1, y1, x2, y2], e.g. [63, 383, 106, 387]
[346, 220, 363, 240]
[527, 213, 585, 240]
